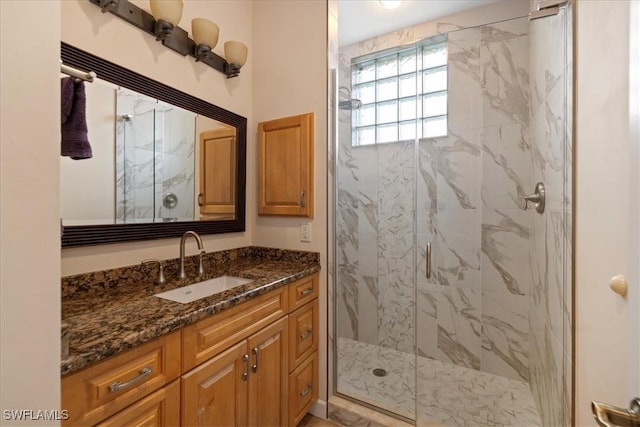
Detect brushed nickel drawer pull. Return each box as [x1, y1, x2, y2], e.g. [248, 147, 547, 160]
[242, 354, 249, 381]
[109, 367, 152, 393]
[300, 383, 313, 397]
[300, 287, 313, 297]
[300, 329, 313, 340]
[251, 347, 259, 373]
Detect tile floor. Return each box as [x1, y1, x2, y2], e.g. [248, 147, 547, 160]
[299, 413, 344, 427]
[336, 338, 541, 427]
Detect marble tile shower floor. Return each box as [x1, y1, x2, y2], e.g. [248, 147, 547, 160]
[337, 338, 541, 427]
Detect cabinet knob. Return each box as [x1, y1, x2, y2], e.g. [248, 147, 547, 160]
[610, 274, 628, 297]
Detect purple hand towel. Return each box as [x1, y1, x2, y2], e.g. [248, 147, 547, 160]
[61, 77, 92, 160]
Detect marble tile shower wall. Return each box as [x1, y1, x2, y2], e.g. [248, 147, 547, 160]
[115, 91, 195, 222]
[336, 17, 564, 386]
[528, 7, 572, 427]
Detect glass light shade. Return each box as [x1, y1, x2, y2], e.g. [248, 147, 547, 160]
[149, 0, 183, 26]
[224, 41, 248, 66]
[192, 18, 219, 48]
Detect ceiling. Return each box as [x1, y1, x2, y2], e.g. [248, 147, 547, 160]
[338, 0, 499, 47]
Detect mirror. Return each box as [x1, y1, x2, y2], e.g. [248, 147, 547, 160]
[60, 42, 246, 247]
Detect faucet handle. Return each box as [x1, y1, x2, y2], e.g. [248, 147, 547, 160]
[142, 259, 166, 285]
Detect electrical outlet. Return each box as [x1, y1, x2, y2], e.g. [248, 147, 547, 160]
[300, 223, 312, 243]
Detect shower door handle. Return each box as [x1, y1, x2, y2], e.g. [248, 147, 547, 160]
[426, 242, 432, 279]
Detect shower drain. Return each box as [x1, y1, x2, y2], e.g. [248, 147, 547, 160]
[372, 368, 387, 377]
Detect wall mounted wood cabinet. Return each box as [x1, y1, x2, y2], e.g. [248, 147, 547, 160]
[258, 113, 314, 217]
[199, 128, 237, 219]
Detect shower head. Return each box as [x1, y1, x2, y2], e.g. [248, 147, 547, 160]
[119, 114, 133, 122]
[338, 86, 362, 110]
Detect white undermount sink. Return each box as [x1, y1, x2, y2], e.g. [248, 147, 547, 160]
[154, 276, 252, 304]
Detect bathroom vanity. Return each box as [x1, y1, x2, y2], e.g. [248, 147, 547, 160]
[61, 247, 320, 426]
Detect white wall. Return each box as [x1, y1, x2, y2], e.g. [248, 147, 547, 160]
[252, 0, 329, 414]
[575, 0, 639, 424]
[60, 82, 115, 222]
[60, 0, 254, 275]
[0, 1, 62, 425]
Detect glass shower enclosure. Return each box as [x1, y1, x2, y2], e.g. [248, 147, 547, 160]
[333, 3, 572, 426]
[115, 88, 196, 223]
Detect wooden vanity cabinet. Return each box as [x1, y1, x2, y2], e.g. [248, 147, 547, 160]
[61, 330, 181, 426]
[62, 273, 319, 427]
[95, 379, 180, 427]
[181, 317, 288, 427]
[286, 274, 319, 426]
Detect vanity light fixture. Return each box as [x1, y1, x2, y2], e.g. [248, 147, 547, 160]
[192, 18, 220, 62]
[92, 0, 248, 78]
[224, 41, 248, 78]
[149, 0, 183, 41]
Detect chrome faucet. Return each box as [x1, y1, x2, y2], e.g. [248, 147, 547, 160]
[179, 231, 204, 279]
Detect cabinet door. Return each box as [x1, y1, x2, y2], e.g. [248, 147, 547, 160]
[181, 341, 248, 427]
[247, 317, 289, 427]
[258, 113, 314, 217]
[199, 128, 236, 218]
[288, 353, 318, 427]
[96, 379, 180, 427]
[288, 299, 318, 371]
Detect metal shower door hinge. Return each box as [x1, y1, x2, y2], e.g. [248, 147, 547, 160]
[530, 0, 569, 20]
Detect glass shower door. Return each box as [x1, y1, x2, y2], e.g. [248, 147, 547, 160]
[415, 7, 572, 426]
[334, 49, 419, 420]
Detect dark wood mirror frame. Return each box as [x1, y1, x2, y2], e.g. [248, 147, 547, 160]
[61, 42, 246, 247]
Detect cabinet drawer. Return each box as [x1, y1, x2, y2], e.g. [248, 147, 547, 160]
[95, 379, 180, 427]
[288, 299, 318, 371]
[288, 352, 318, 427]
[62, 330, 181, 426]
[183, 286, 287, 371]
[287, 274, 318, 312]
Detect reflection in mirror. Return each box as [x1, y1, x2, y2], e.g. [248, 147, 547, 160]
[60, 82, 236, 225]
[60, 42, 246, 247]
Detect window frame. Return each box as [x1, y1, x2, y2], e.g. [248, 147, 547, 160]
[350, 36, 448, 147]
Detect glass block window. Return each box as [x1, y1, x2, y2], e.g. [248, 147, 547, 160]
[351, 40, 447, 146]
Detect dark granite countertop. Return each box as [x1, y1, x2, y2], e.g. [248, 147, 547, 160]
[61, 246, 320, 376]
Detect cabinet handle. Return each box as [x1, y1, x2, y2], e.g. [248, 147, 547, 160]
[242, 354, 249, 381]
[197, 193, 204, 206]
[300, 287, 313, 297]
[109, 367, 152, 393]
[300, 329, 313, 340]
[300, 383, 313, 397]
[300, 190, 306, 208]
[251, 347, 259, 373]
